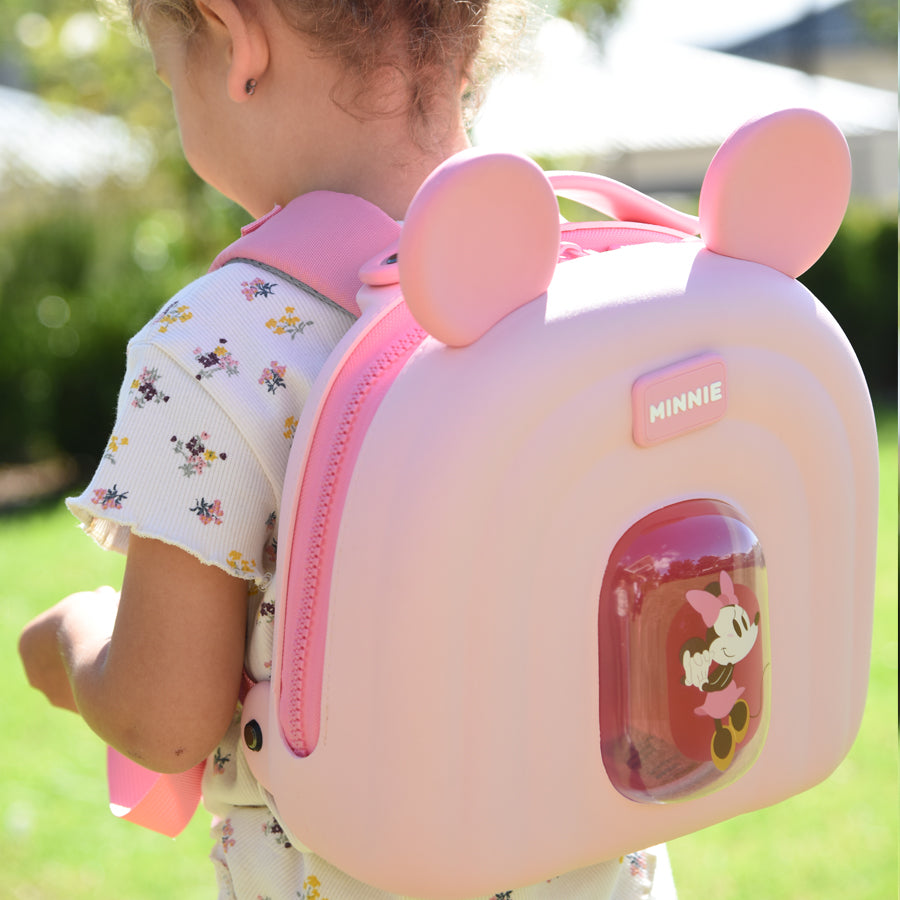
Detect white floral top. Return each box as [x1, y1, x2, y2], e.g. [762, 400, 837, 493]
[67, 261, 676, 900]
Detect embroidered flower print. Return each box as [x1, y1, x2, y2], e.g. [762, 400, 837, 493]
[258, 597, 276, 624]
[195, 338, 239, 380]
[264, 541, 277, 567]
[130, 366, 170, 408]
[227, 549, 258, 576]
[91, 485, 128, 510]
[154, 301, 192, 333]
[266, 307, 314, 339]
[213, 748, 231, 774]
[221, 818, 236, 852]
[625, 852, 650, 880]
[190, 497, 224, 525]
[259, 361, 287, 394]
[301, 875, 329, 900]
[102, 435, 128, 464]
[283, 416, 298, 440]
[263, 511, 278, 566]
[171, 432, 228, 477]
[242, 277, 277, 301]
[262, 817, 292, 849]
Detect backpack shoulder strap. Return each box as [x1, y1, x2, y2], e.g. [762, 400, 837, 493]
[210, 190, 401, 317]
[106, 191, 399, 840]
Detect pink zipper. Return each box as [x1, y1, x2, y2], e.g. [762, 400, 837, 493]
[279, 295, 427, 757]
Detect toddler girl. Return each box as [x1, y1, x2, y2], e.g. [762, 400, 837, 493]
[19, 1, 676, 897]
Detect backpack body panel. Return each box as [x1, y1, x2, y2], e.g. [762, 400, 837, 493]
[241, 234, 876, 897]
[105, 111, 876, 881]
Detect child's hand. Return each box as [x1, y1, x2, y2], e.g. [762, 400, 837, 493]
[18, 587, 119, 713]
[681, 646, 712, 690]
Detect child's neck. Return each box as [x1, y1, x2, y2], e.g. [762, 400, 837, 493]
[289, 118, 472, 221]
[350, 140, 472, 221]
[235, 14, 474, 221]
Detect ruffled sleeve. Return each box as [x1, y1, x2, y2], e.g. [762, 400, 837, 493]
[66, 340, 277, 586]
[67, 260, 353, 591]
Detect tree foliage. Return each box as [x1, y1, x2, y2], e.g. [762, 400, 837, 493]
[0, 1, 246, 469]
[2, 1, 162, 120]
[0, 0, 195, 211]
[555, 0, 623, 36]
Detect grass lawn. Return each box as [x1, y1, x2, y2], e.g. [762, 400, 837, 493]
[666, 414, 898, 899]
[1, 499, 214, 900]
[1, 416, 896, 900]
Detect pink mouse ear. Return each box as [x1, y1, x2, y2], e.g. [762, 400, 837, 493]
[699, 108, 851, 278]
[719, 570, 736, 602]
[399, 149, 561, 347]
[686, 589, 724, 628]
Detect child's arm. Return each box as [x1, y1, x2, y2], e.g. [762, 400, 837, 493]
[19, 590, 116, 714]
[19, 535, 247, 774]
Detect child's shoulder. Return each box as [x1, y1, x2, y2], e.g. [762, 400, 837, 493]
[130, 260, 353, 350]
[131, 263, 281, 342]
[123, 262, 356, 406]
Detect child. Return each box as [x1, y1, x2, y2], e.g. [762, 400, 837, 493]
[19, 1, 677, 897]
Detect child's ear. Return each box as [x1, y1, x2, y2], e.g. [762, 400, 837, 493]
[195, 0, 270, 103]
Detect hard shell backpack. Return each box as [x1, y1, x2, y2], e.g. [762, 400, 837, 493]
[108, 108, 878, 898]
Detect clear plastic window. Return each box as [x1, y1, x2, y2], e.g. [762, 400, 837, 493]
[598, 500, 769, 803]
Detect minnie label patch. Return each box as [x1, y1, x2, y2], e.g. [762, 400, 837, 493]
[598, 499, 769, 802]
[632, 354, 727, 447]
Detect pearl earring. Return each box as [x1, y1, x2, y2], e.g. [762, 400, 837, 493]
[245, 78, 257, 96]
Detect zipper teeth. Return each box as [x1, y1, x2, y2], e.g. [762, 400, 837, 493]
[287, 315, 426, 755]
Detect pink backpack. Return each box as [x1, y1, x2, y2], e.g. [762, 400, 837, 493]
[108, 108, 877, 898]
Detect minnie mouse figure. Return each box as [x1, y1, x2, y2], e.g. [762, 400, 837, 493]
[680, 570, 760, 771]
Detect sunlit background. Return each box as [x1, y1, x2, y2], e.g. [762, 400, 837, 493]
[0, 2, 896, 899]
[0, 0, 895, 492]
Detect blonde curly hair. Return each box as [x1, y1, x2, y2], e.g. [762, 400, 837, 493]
[123, 0, 532, 133]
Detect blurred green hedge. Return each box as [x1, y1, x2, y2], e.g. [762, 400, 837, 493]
[798, 205, 897, 405]
[0, 188, 895, 475]
[0, 180, 246, 470]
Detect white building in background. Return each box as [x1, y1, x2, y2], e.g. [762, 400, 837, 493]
[472, 0, 896, 207]
[0, 83, 153, 192]
[712, 0, 895, 91]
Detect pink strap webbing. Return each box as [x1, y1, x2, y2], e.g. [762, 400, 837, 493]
[107, 748, 205, 837]
[210, 190, 401, 317]
[107, 193, 398, 838]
